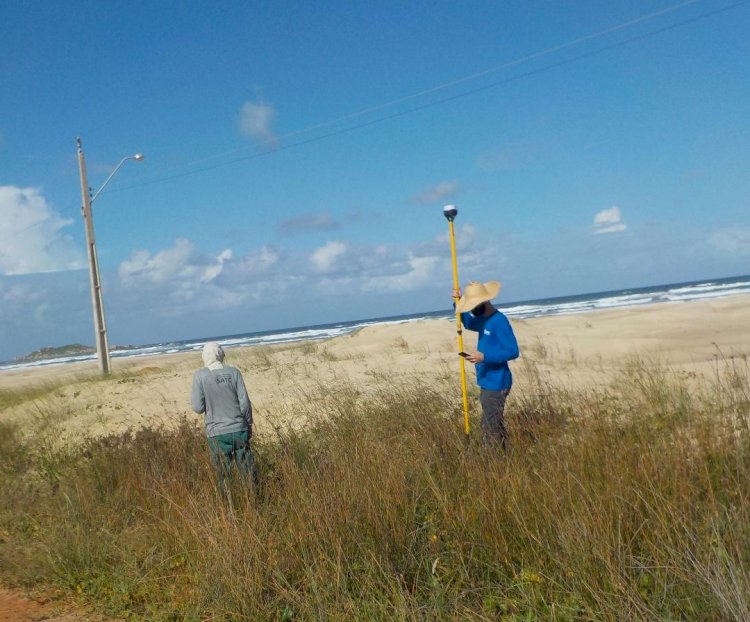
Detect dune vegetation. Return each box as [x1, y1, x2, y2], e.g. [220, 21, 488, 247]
[1, 354, 749, 621]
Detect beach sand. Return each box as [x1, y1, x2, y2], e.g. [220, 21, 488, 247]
[2, 295, 748, 442]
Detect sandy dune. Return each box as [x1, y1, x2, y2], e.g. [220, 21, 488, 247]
[1, 295, 748, 442]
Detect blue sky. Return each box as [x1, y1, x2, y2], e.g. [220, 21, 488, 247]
[1, 0, 749, 359]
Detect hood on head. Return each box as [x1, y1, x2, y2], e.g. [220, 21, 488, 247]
[202, 342, 225, 368]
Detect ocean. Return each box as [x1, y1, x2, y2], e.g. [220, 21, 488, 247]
[3, 274, 749, 372]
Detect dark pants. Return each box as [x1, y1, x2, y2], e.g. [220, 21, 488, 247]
[479, 388, 510, 448]
[207, 430, 253, 494]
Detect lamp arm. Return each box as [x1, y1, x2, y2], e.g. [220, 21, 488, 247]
[89, 156, 133, 203]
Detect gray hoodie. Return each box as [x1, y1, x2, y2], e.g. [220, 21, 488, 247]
[191, 342, 252, 438]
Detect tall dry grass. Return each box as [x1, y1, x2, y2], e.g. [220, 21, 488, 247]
[0, 358, 749, 621]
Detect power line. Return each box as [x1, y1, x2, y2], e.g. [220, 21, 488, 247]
[1, 0, 745, 253]
[115, 0, 702, 179]
[104, 0, 748, 195]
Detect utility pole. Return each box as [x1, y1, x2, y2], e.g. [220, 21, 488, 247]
[77, 137, 111, 374]
[75, 139, 144, 375]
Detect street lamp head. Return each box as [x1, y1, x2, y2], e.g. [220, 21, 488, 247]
[133, 153, 145, 161]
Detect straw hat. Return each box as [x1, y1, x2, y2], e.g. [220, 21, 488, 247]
[456, 280, 501, 313]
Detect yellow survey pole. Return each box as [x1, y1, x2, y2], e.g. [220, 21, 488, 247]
[443, 205, 471, 436]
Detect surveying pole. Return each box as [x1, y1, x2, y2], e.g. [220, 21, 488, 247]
[77, 137, 111, 375]
[443, 205, 471, 436]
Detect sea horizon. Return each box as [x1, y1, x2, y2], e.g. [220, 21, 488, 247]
[4, 273, 749, 372]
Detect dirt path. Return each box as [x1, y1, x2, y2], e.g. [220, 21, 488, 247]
[0, 587, 101, 622]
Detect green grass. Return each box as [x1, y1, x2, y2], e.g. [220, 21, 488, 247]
[0, 359, 749, 621]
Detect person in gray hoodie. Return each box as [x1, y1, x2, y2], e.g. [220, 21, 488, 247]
[191, 342, 253, 492]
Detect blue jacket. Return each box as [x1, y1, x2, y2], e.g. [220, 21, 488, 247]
[461, 310, 519, 391]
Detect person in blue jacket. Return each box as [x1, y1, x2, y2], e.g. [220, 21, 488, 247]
[453, 280, 519, 447]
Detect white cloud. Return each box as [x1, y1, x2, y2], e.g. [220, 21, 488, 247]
[226, 245, 281, 279]
[238, 100, 278, 144]
[311, 240, 348, 273]
[363, 254, 440, 293]
[0, 186, 84, 275]
[5, 212, 750, 361]
[435, 223, 477, 252]
[109, 225, 502, 322]
[592, 206, 627, 234]
[411, 180, 459, 205]
[255, 245, 281, 269]
[708, 227, 750, 256]
[118, 238, 232, 291]
[116, 240, 290, 316]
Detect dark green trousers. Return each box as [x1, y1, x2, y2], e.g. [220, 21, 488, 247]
[206, 430, 253, 493]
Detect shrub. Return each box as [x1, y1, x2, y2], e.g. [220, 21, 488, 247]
[0, 362, 748, 620]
